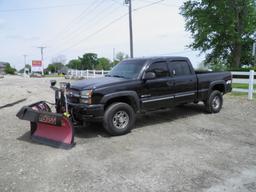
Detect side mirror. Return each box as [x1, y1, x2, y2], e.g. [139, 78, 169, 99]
[143, 71, 156, 80]
[50, 80, 56, 87]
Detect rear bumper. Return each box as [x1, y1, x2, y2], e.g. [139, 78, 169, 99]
[68, 102, 104, 122]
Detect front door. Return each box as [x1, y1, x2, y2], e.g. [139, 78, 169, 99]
[140, 61, 174, 110]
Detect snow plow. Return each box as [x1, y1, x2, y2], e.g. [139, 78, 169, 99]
[16, 81, 75, 149]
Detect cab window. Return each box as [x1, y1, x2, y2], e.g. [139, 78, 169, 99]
[169, 61, 192, 76]
[147, 61, 170, 78]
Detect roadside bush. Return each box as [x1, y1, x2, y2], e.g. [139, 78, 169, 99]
[4, 63, 16, 74]
[230, 66, 256, 71]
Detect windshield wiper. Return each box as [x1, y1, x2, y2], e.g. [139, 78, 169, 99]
[112, 75, 127, 78]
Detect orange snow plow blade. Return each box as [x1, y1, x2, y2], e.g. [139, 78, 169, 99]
[16, 101, 75, 149]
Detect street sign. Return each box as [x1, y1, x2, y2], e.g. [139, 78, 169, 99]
[32, 60, 43, 73]
[32, 60, 42, 67]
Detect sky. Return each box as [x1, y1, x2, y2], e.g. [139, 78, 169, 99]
[0, 0, 205, 70]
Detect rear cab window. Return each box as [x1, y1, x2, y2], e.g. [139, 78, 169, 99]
[168, 61, 192, 76]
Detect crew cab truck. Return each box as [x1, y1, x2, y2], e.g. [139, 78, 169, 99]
[67, 57, 232, 136]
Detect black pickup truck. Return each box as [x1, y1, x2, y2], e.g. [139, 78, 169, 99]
[67, 57, 232, 136]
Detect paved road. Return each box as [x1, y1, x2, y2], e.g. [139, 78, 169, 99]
[0, 76, 256, 192]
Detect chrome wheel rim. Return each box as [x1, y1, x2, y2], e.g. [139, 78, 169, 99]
[112, 111, 129, 129]
[212, 96, 221, 110]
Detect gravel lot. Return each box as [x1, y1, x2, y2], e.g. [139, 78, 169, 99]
[0, 75, 256, 192]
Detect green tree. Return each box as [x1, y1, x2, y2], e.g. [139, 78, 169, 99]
[181, 0, 256, 69]
[78, 53, 98, 70]
[47, 62, 64, 73]
[97, 57, 111, 70]
[67, 59, 81, 70]
[4, 63, 16, 74]
[115, 52, 129, 62]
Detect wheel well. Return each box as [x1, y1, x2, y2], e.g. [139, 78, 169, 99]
[212, 84, 225, 93]
[104, 96, 138, 112]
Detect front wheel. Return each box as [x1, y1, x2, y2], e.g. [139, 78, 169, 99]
[103, 102, 135, 136]
[204, 90, 223, 113]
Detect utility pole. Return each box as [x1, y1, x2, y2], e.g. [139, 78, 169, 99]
[125, 0, 134, 58]
[113, 48, 116, 62]
[253, 33, 256, 66]
[253, 42, 256, 56]
[23, 54, 28, 75]
[37, 46, 46, 75]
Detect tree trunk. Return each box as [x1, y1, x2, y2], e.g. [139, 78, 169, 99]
[231, 43, 242, 69]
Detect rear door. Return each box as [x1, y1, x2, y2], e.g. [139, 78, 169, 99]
[168, 60, 197, 104]
[141, 61, 174, 110]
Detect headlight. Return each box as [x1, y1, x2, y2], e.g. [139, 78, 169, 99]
[80, 90, 92, 104]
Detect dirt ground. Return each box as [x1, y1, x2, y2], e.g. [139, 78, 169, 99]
[0, 75, 256, 192]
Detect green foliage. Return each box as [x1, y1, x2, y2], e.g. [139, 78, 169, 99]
[4, 63, 16, 74]
[79, 53, 98, 70]
[111, 52, 129, 67]
[230, 66, 256, 71]
[96, 57, 111, 70]
[47, 62, 64, 73]
[205, 58, 228, 71]
[181, 0, 256, 69]
[115, 52, 129, 62]
[67, 53, 114, 70]
[67, 59, 82, 70]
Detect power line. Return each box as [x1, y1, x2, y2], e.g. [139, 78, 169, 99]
[133, 0, 166, 11]
[111, 0, 125, 6]
[136, 0, 179, 8]
[0, 3, 89, 13]
[51, 0, 167, 56]
[54, 13, 129, 55]
[48, 1, 117, 47]
[44, 0, 104, 45]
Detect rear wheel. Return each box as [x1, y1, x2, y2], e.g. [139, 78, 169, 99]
[204, 90, 223, 113]
[103, 102, 135, 136]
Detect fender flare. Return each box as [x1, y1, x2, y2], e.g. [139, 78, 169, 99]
[101, 91, 140, 111]
[208, 80, 226, 94]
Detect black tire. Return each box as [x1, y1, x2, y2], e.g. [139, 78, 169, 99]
[103, 102, 135, 136]
[204, 90, 223, 113]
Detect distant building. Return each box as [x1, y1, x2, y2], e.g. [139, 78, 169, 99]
[0, 62, 8, 74]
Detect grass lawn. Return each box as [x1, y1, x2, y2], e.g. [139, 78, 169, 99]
[231, 83, 255, 99]
[232, 83, 249, 89]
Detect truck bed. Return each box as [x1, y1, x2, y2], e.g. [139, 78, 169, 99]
[195, 70, 232, 101]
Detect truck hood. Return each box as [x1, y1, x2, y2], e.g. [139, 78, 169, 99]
[70, 77, 130, 90]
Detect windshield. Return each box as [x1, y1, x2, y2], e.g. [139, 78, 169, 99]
[107, 59, 146, 79]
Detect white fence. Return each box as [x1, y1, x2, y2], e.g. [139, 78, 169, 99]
[231, 70, 255, 100]
[67, 69, 255, 100]
[66, 69, 110, 79]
